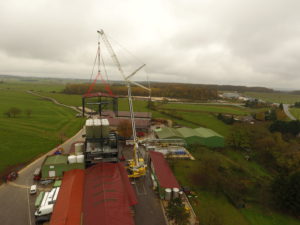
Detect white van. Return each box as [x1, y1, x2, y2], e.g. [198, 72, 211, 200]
[30, 185, 37, 195]
[35, 204, 53, 217]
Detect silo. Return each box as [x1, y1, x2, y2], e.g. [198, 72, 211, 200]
[68, 155, 76, 164]
[165, 188, 172, 200]
[173, 188, 180, 199]
[76, 155, 85, 163]
[75, 143, 84, 155]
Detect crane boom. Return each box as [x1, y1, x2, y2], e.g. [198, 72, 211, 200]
[97, 29, 147, 168]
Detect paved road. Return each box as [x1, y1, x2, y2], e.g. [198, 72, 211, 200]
[283, 104, 296, 120]
[122, 145, 167, 225]
[0, 129, 84, 225]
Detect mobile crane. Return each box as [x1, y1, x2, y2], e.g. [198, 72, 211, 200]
[97, 29, 151, 178]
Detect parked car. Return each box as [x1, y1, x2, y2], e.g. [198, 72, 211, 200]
[33, 168, 41, 181]
[39, 180, 53, 185]
[30, 185, 37, 195]
[35, 214, 51, 225]
[6, 171, 18, 181]
[35, 204, 53, 217]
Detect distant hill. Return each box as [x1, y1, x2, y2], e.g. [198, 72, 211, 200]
[0, 74, 275, 94]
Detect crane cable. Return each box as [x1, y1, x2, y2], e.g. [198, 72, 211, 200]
[86, 36, 114, 96]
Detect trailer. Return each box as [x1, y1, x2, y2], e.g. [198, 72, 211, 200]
[35, 192, 45, 208]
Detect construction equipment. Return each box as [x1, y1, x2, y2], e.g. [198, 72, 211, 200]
[97, 29, 151, 178]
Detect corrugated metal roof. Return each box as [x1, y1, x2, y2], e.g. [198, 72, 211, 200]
[44, 155, 68, 165]
[155, 127, 182, 139]
[149, 151, 180, 189]
[83, 163, 137, 225]
[50, 169, 85, 225]
[176, 127, 196, 138]
[156, 126, 223, 139]
[107, 117, 150, 129]
[194, 127, 223, 138]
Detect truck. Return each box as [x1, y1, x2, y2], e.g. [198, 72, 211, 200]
[33, 168, 41, 181]
[34, 204, 53, 217]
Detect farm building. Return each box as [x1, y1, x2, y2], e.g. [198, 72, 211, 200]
[155, 127, 224, 148]
[41, 155, 84, 180]
[50, 163, 137, 225]
[155, 127, 182, 139]
[149, 151, 180, 200]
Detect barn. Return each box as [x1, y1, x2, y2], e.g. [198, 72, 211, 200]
[155, 127, 224, 148]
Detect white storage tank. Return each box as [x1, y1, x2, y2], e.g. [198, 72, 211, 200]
[173, 188, 180, 199]
[75, 143, 84, 155]
[85, 119, 94, 138]
[165, 188, 172, 201]
[68, 155, 76, 164]
[85, 119, 110, 138]
[76, 155, 84, 163]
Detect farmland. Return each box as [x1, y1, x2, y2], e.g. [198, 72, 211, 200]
[0, 87, 84, 175]
[171, 148, 300, 225]
[289, 108, 300, 120]
[245, 92, 300, 104]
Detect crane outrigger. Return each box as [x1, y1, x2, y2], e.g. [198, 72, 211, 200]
[97, 29, 150, 178]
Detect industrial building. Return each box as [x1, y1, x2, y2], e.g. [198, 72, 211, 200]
[50, 163, 137, 225]
[41, 155, 84, 180]
[149, 151, 180, 200]
[84, 118, 119, 166]
[155, 126, 224, 148]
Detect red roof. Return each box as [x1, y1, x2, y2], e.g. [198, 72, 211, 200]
[107, 117, 150, 129]
[149, 151, 180, 189]
[50, 169, 85, 225]
[83, 163, 137, 225]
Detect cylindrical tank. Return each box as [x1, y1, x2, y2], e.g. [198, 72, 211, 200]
[179, 191, 184, 199]
[68, 155, 76, 164]
[173, 188, 180, 199]
[75, 143, 84, 155]
[76, 155, 84, 163]
[165, 188, 172, 201]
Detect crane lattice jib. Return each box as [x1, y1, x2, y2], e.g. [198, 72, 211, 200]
[98, 29, 139, 164]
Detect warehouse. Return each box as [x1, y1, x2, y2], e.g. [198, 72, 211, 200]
[50, 169, 84, 225]
[155, 127, 224, 148]
[155, 127, 182, 139]
[41, 155, 84, 180]
[50, 163, 137, 225]
[149, 151, 180, 199]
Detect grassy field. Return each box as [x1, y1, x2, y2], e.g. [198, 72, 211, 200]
[289, 108, 300, 120]
[245, 92, 300, 104]
[171, 148, 300, 225]
[29, 93, 242, 136]
[0, 88, 84, 174]
[159, 103, 249, 115]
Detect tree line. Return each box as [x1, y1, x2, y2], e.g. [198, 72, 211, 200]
[62, 83, 219, 100]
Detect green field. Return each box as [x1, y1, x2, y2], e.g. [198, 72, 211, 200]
[289, 108, 300, 120]
[245, 92, 300, 104]
[0, 88, 84, 174]
[171, 148, 300, 225]
[159, 103, 249, 115]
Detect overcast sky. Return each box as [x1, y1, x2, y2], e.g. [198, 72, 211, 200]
[0, 0, 299, 89]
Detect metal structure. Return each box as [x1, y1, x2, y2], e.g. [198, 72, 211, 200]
[98, 29, 151, 178]
[82, 92, 118, 117]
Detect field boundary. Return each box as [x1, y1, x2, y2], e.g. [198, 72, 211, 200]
[26, 90, 81, 113]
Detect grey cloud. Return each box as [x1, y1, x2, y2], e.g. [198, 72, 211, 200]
[0, 0, 300, 89]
